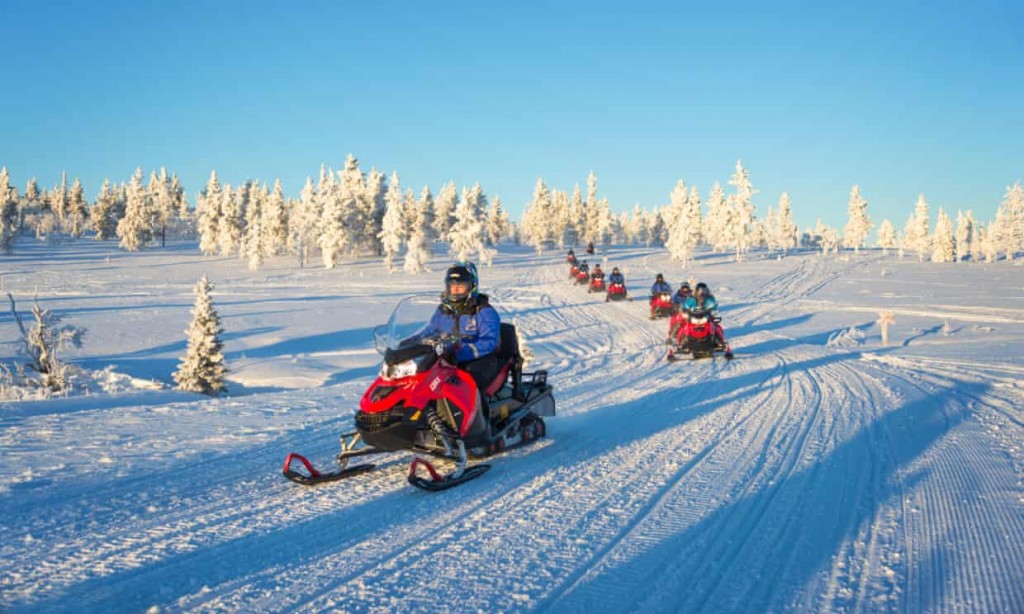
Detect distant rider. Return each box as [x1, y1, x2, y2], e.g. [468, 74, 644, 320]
[591, 264, 605, 282]
[567, 248, 577, 265]
[649, 273, 672, 317]
[607, 266, 626, 301]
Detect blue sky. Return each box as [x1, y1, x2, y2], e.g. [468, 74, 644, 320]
[2, 0, 1022, 230]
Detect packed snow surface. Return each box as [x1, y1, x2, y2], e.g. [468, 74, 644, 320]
[2, 242, 1023, 612]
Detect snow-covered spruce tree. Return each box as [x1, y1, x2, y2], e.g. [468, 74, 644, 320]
[363, 167, 387, 256]
[1000, 182, 1024, 258]
[988, 205, 1014, 261]
[486, 196, 508, 247]
[173, 276, 227, 395]
[218, 183, 246, 257]
[117, 168, 153, 251]
[727, 160, 758, 261]
[291, 176, 317, 266]
[433, 181, 457, 242]
[241, 183, 265, 270]
[378, 172, 406, 272]
[449, 185, 486, 262]
[90, 180, 120, 241]
[263, 179, 288, 256]
[149, 169, 174, 247]
[67, 178, 88, 239]
[583, 171, 600, 245]
[568, 184, 584, 247]
[552, 189, 571, 249]
[522, 178, 553, 254]
[318, 170, 347, 269]
[703, 182, 729, 252]
[665, 180, 689, 259]
[403, 186, 434, 275]
[842, 185, 872, 252]
[931, 207, 955, 263]
[1, 167, 18, 254]
[776, 192, 798, 254]
[907, 193, 931, 262]
[7, 293, 86, 392]
[955, 210, 975, 262]
[876, 219, 897, 254]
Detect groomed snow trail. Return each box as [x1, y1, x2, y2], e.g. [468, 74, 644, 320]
[1, 249, 1022, 613]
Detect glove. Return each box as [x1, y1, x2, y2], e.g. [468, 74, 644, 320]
[436, 340, 461, 361]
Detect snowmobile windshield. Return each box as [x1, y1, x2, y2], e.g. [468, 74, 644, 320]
[373, 294, 447, 355]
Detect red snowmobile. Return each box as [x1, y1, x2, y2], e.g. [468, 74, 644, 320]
[667, 308, 733, 361]
[649, 292, 674, 319]
[574, 269, 590, 286]
[606, 283, 629, 302]
[588, 274, 607, 293]
[569, 263, 581, 280]
[283, 295, 556, 491]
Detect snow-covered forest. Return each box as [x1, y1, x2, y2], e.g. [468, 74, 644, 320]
[3, 161, 1022, 273]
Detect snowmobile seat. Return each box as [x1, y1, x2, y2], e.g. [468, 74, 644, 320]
[484, 323, 524, 400]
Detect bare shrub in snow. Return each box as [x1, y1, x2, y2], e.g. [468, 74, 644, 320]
[878, 311, 895, 346]
[6, 292, 86, 392]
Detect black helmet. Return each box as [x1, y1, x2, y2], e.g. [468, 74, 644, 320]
[656, 273, 665, 282]
[695, 282, 709, 296]
[444, 262, 478, 307]
[678, 282, 691, 292]
[612, 267, 620, 274]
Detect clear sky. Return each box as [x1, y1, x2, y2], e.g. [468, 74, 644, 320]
[2, 0, 1022, 230]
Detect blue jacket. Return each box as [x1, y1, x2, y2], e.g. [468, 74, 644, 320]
[672, 291, 691, 305]
[427, 296, 501, 362]
[608, 272, 625, 285]
[650, 281, 672, 295]
[683, 295, 718, 313]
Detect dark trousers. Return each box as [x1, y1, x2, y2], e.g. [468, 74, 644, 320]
[459, 354, 502, 395]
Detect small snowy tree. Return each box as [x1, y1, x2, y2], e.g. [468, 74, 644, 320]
[955, 210, 975, 262]
[173, 276, 227, 395]
[378, 172, 406, 272]
[7, 293, 86, 392]
[999, 182, 1024, 258]
[907, 194, 931, 262]
[727, 160, 758, 261]
[197, 171, 223, 256]
[1, 167, 18, 254]
[522, 178, 553, 254]
[403, 186, 434, 275]
[449, 185, 486, 262]
[117, 168, 153, 251]
[486, 196, 509, 246]
[666, 180, 697, 265]
[433, 181, 457, 241]
[842, 185, 872, 252]
[931, 207, 955, 263]
[876, 219, 897, 254]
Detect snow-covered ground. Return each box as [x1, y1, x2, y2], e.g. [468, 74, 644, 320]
[2, 241, 1022, 612]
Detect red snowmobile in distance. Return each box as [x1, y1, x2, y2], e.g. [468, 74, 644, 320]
[606, 282, 629, 301]
[588, 274, 606, 293]
[574, 269, 590, 286]
[569, 263, 581, 280]
[283, 295, 556, 491]
[649, 292, 674, 319]
[667, 308, 733, 361]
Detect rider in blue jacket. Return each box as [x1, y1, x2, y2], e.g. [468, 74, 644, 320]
[426, 263, 502, 391]
[672, 282, 692, 307]
[682, 282, 718, 313]
[650, 273, 672, 296]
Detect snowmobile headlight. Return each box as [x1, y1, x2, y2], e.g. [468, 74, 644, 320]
[383, 359, 419, 380]
[691, 316, 707, 325]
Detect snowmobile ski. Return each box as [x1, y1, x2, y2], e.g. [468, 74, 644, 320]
[282, 452, 376, 486]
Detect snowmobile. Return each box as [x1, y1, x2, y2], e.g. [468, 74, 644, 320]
[588, 275, 607, 293]
[606, 282, 629, 302]
[283, 295, 556, 491]
[566, 252, 578, 266]
[649, 292, 674, 319]
[569, 263, 581, 280]
[574, 269, 591, 286]
[667, 308, 733, 361]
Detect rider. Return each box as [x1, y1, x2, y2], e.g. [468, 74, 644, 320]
[590, 264, 605, 283]
[682, 282, 724, 347]
[567, 248, 577, 265]
[606, 266, 626, 301]
[649, 273, 672, 317]
[586, 241, 595, 255]
[668, 282, 692, 341]
[577, 259, 590, 281]
[426, 263, 503, 392]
